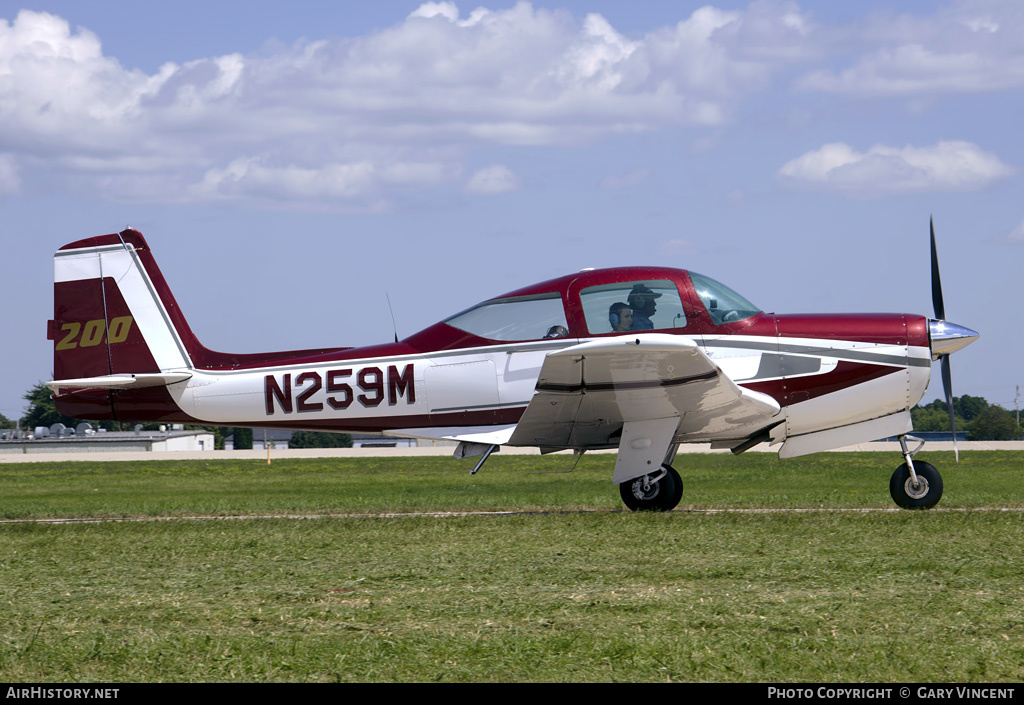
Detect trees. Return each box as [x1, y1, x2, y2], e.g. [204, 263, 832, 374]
[0, 413, 15, 429]
[289, 431, 353, 448]
[910, 405, 966, 433]
[953, 394, 988, 424]
[967, 405, 1021, 441]
[230, 427, 253, 450]
[912, 395, 1021, 441]
[21, 381, 91, 431]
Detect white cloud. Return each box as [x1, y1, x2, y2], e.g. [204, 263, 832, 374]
[800, 44, 1024, 95]
[193, 155, 454, 204]
[798, 1, 1024, 95]
[196, 157, 376, 200]
[557, 13, 638, 91]
[464, 164, 521, 194]
[408, 1, 492, 27]
[4, 2, 1024, 208]
[0, 3, 822, 206]
[0, 4, 802, 204]
[0, 11, 175, 142]
[778, 141, 1014, 194]
[408, 2, 460, 22]
[0, 4, 811, 155]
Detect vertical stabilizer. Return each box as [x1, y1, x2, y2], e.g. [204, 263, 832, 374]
[50, 230, 193, 383]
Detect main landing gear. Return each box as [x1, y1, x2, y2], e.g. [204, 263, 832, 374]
[890, 435, 943, 509]
[619, 464, 683, 512]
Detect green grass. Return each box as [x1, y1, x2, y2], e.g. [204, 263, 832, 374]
[1, 451, 1023, 682]
[2, 450, 1022, 519]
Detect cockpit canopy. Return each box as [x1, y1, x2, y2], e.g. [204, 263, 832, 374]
[441, 268, 762, 343]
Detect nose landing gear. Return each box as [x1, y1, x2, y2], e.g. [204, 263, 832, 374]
[890, 435, 943, 509]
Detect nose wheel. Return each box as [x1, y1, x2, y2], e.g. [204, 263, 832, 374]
[890, 461, 943, 509]
[619, 464, 683, 511]
[890, 435, 943, 509]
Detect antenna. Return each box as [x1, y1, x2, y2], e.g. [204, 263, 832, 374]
[386, 292, 399, 343]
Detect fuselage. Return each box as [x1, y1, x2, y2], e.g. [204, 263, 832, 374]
[54, 256, 932, 450]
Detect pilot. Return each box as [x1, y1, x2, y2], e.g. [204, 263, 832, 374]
[627, 284, 661, 330]
[543, 325, 569, 339]
[608, 302, 632, 333]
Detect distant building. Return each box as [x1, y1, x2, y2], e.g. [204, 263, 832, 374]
[226, 428, 293, 450]
[355, 435, 431, 448]
[0, 426, 215, 454]
[224, 429, 454, 450]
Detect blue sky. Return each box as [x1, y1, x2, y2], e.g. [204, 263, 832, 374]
[2, 1, 1021, 423]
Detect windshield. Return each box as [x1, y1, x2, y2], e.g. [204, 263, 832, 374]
[688, 271, 761, 325]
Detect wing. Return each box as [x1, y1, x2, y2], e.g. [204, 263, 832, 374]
[507, 334, 780, 479]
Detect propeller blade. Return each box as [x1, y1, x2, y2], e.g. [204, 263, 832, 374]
[941, 355, 959, 462]
[930, 217, 946, 321]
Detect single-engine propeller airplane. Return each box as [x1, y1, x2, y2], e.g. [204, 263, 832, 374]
[47, 223, 978, 511]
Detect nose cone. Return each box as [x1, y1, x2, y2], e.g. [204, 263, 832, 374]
[929, 320, 980, 359]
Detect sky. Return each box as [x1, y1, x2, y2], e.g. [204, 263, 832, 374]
[1, 0, 1022, 424]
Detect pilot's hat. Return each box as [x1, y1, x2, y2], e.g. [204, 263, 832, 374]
[628, 284, 662, 306]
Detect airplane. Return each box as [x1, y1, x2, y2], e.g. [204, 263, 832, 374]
[46, 224, 978, 512]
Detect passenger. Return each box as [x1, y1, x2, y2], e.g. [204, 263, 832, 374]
[543, 325, 569, 339]
[628, 284, 661, 330]
[608, 302, 633, 332]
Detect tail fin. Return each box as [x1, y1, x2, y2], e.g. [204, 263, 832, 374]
[48, 229, 352, 421]
[49, 229, 195, 388]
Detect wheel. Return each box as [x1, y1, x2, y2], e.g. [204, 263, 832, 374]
[619, 464, 683, 512]
[889, 461, 943, 510]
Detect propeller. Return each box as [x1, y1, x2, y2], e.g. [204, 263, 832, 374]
[930, 219, 957, 460]
[930, 219, 945, 321]
[928, 218, 980, 461]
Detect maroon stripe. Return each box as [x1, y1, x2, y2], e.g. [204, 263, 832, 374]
[742, 361, 901, 405]
[56, 386, 529, 433]
[537, 368, 718, 394]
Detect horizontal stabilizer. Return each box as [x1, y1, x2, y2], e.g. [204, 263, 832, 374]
[47, 372, 192, 392]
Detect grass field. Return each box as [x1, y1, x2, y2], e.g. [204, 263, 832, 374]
[1, 451, 1022, 682]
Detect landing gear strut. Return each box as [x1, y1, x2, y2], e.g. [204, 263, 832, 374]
[890, 435, 943, 509]
[619, 464, 683, 512]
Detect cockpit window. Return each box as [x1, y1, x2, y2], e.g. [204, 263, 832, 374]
[580, 280, 687, 334]
[444, 293, 569, 341]
[688, 271, 761, 325]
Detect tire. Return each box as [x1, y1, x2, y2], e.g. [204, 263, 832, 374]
[619, 465, 683, 512]
[889, 461, 943, 510]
